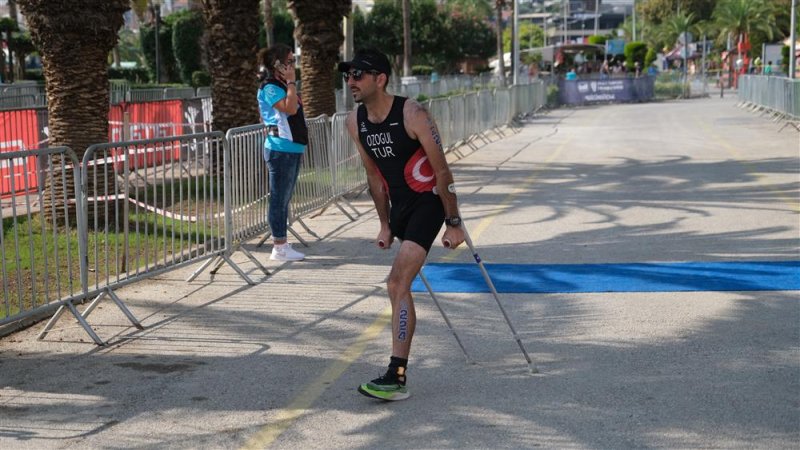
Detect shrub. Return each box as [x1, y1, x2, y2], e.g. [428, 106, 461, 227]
[655, 81, 684, 98]
[412, 65, 434, 76]
[108, 66, 150, 84]
[140, 22, 179, 83]
[644, 48, 657, 68]
[191, 70, 211, 87]
[546, 84, 559, 107]
[624, 41, 648, 71]
[23, 69, 44, 81]
[782, 45, 790, 73]
[587, 35, 606, 46]
[172, 10, 205, 85]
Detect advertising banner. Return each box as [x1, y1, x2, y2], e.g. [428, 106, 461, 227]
[559, 77, 655, 105]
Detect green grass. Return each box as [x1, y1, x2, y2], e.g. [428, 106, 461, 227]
[2, 167, 355, 322]
[1, 207, 221, 321]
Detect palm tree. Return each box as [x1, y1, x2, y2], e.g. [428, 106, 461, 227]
[287, 1, 351, 117]
[130, 0, 148, 20]
[201, 0, 261, 132]
[657, 11, 696, 52]
[713, 0, 778, 44]
[18, 0, 128, 224]
[713, 0, 777, 85]
[495, 0, 506, 86]
[264, 0, 274, 47]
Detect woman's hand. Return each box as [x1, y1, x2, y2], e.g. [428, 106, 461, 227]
[280, 63, 296, 84]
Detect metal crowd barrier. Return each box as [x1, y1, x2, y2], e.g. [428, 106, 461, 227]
[1, 82, 547, 342]
[191, 124, 271, 280]
[329, 113, 366, 212]
[293, 115, 335, 227]
[449, 94, 468, 149]
[738, 75, 800, 130]
[426, 98, 452, 149]
[1, 147, 86, 333]
[125, 87, 198, 104]
[37, 132, 254, 344]
[253, 115, 362, 249]
[0, 82, 211, 108]
[494, 87, 512, 132]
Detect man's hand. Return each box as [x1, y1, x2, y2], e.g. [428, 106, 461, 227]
[442, 225, 465, 249]
[377, 227, 394, 249]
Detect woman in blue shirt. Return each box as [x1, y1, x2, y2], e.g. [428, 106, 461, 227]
[257, 44, 308, 261]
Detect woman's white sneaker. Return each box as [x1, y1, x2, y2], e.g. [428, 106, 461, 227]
[270, 243, 305, 261]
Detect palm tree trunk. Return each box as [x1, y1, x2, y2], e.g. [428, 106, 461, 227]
[287, 0, 351, 118]
[18, 0, 128, 227]
[264, 0, 274, 48]
[201, 0, 260, 133]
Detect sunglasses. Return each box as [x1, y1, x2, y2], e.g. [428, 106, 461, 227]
[343, 69, 380, 81]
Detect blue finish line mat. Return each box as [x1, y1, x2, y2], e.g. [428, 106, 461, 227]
[411, 261, 800, 294]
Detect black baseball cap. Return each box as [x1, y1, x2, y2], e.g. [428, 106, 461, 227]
[338, 49, 391, 75]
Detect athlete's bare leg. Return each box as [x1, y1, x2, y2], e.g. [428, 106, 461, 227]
[386, 240, 428, 359]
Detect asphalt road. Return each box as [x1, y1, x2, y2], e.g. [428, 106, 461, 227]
[1, 96, 798, 449]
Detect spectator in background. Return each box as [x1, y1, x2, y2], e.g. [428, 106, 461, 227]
[763, 61, 773, 76]
[257, 44, 308, 262]
[565, 67, 578, 81]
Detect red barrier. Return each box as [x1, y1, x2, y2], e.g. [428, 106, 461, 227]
[0, 109, 40, 197]
[113, 101, 183, 172]
[3, 99, 207, 195]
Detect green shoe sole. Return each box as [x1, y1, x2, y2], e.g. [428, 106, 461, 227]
[358, 383, 411, 401]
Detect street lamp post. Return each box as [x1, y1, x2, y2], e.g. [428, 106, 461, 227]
[343, 6, 355, 110]
[513, 0, 520, 85]
[790, 0, 797, 79]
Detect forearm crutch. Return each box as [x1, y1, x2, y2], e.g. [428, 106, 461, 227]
[445, 225, 539, 374]
[380, 236, 474, 364]
[418, 270, 474, 365]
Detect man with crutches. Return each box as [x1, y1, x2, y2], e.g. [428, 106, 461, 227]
[341, 49, 465, 401]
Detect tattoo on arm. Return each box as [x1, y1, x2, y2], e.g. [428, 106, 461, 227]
[426, 115, 443, 153]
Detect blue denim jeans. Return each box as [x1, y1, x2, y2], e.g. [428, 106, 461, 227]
[265, 150, 302, 240]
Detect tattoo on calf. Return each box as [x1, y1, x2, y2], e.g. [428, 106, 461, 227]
[398, 302, 409, 341]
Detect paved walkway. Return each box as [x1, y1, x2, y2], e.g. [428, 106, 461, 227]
[1, 97, 798, 449]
